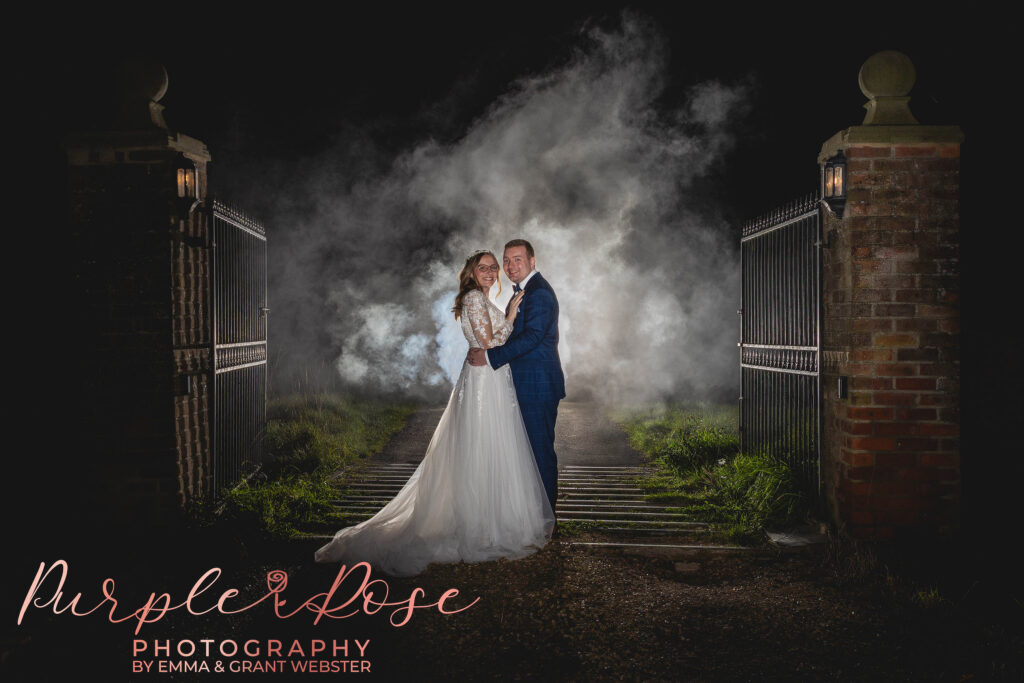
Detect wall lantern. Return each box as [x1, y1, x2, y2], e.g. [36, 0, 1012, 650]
[177, 165, 197, 199]
[821, 151, 846, 218]
[176, 159, 200, 217]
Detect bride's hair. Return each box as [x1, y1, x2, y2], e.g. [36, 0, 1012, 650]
[453, 250, 501, 320]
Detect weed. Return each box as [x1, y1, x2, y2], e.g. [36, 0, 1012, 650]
[913, 587, 948, 608]
[556, 520, 599, 536]
[191, 393, 416, 540]
[615, 402, 809, 544]
[822, 530, 880, 586]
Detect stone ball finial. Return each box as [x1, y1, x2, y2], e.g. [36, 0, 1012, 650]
[116, 58, 169, 103]
[858, 50, 918, 125]
[113, 58, 170, 129]
[858, 50, 916, 99]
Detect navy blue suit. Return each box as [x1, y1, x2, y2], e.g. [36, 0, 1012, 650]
[487, 272, 565, 511]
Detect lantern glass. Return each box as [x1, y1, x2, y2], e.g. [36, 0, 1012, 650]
[177, 167, 196, 198]
[834, 165, 843, 196]
[824, 167, 834, 196]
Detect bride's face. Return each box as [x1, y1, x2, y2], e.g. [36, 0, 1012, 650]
[472, 254, 500, 291]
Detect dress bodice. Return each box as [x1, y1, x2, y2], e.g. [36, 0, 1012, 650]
[460, 289, 512, 349]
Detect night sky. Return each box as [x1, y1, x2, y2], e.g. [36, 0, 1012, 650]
[46, 6, 988, 226]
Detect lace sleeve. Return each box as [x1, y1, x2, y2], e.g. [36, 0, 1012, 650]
[463, 290, 499, 349]
[490, 303, 512, 346]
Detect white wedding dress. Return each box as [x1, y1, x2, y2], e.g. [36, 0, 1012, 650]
[314, 289, 555, 577]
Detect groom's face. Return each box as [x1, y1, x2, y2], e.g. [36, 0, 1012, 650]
[503, 246, 535, 284]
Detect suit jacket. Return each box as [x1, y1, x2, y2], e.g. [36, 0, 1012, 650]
[487, 272, 566, 402]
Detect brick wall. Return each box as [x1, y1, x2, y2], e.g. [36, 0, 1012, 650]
[821, 139, 961, 539]
[67, 158, 180, 528]
[172, 184, 212, 505]
[66, 136, 212, 532]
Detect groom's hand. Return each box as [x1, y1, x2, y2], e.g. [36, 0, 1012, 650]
[467, 348, 487, 366]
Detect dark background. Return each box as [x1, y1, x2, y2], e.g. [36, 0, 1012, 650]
[13, 7, 1016, 542]
[3, 6, 1018, 681]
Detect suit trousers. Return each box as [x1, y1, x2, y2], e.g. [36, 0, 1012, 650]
[519, 398, 559, 512]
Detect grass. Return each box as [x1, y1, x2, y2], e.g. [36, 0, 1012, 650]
[263, 393, 415, 478]
[615, 401, 809, 544]
[191, 393, 416, 541]
[557, 519, 601, 536]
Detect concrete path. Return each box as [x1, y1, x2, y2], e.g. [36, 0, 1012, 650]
[366, 401, 645, 467]
[553, 402, 647, 467]
[368, 406, 446, 464]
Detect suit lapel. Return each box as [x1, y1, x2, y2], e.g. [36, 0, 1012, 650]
[507, 272, 542, 330]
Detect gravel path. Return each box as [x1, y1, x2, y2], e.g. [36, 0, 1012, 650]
[6, 405, 1017, 681]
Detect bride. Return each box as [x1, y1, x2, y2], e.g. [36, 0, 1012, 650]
[314, 250, 556, 577]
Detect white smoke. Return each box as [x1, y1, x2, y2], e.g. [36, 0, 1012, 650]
[266, 13, 746, 403]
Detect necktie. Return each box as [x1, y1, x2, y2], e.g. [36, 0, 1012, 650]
[513, 284, 522, 294]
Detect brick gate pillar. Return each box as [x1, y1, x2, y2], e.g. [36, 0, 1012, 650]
[819, 51, 963, 540]
[65, 60, 213, 529]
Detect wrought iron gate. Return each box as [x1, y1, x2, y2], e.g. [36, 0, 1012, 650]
[209, 200, 268, 494]
[739, 192, 822, 501]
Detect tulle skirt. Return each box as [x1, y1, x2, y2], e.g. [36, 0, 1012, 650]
[314, 360, 555, 577]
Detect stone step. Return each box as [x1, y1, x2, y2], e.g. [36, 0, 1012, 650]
[559, 483, 643, 488]
[321, 462, 728, 549]
[567, 541, 748, 553]
[340, 481, 644, 488]
[560, 492, 647, 499]
[560, 471, 646, 475]
[331, 501, 688, 518]
[348, 474, 644, 482]
[557, 509, 699, 520]
[564, 517, 705, 527]
[327, 512, 706, 528]
[295, 536, 739, 552]
[360, 465, 419, 470]
[338, 483, 408, 490]
[330, 500, 674, 510]
[559, 482, 641, 487]
[558, 487, 647, 493]
[561, 465, 652, 470]
[337, 486, 652, 496]
[332, 503, 390, 509]
[562, 473, 649, 478]
[357, 468, 417, 473]
[583, 527, 714, 536]
[557, 501, 672, 509]
[303, 528, 717, 543]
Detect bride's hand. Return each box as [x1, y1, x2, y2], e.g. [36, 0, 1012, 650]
[506, 291, 525, 323]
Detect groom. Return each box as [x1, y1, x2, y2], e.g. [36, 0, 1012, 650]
[467, 239, 565, 525]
